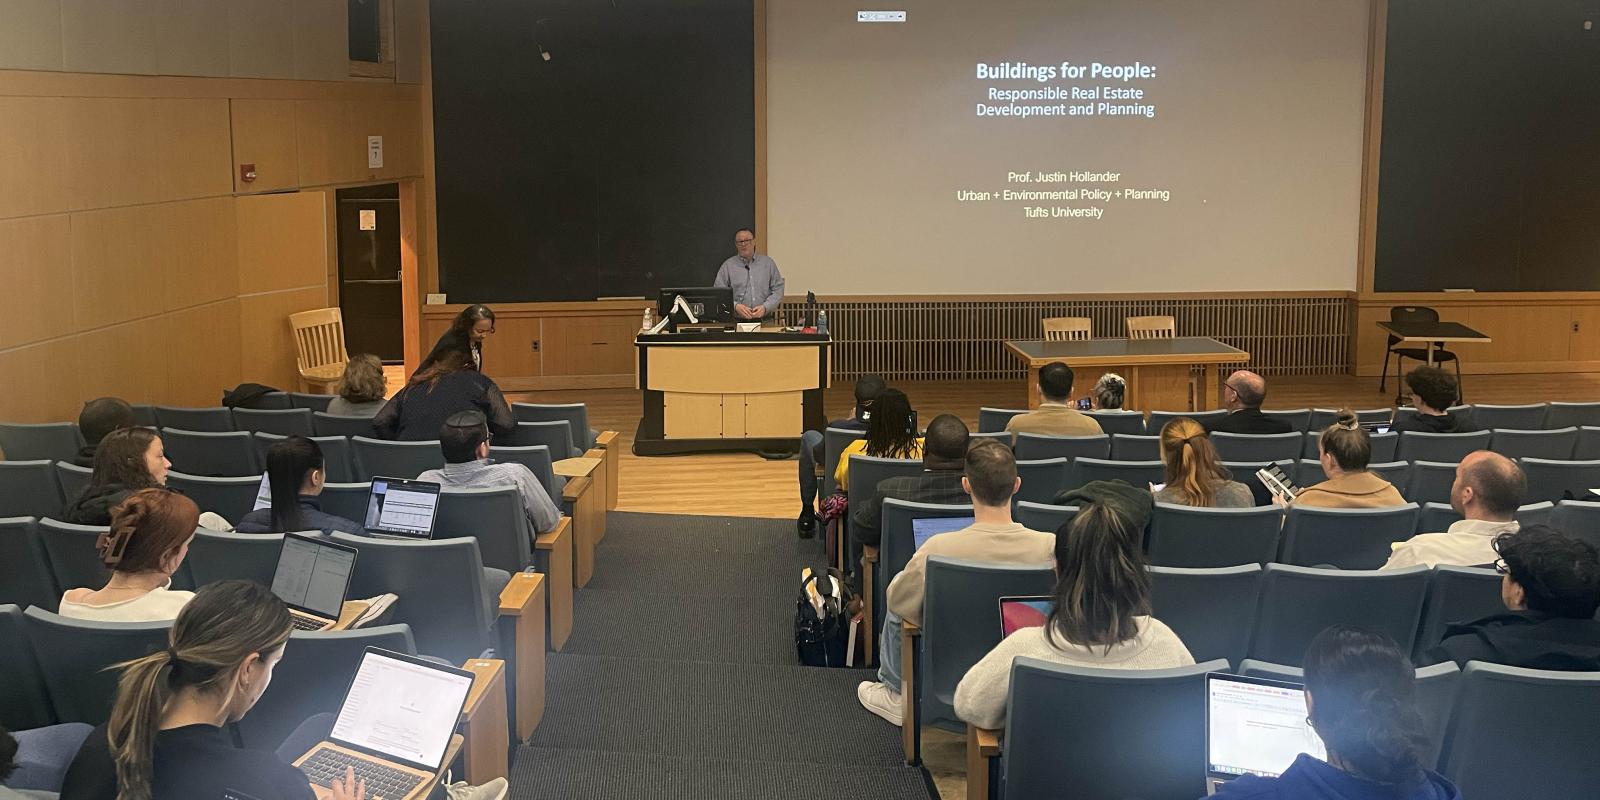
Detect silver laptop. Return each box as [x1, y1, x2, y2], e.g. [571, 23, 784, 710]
[271, 533, 357, 632]
[362, 477, 442, 539]
[294, 648, 475, 800]
[1205, 672, 1327, 793]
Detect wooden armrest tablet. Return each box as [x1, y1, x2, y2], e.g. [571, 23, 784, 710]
[494, 573, 546, 740]
[561, 475, 591, 503]
[458, 660, 509, 783]
[973, 726, 1002, 756]
[595, 430, 619, 448]
[966, 726, 1001, 800]
[553, 457, 599, 479]
[901, 619, 920, 636]
[535, 516, 571, 549]
[531, 520, 575, 650]
[498, 571, 543, 616]
[862, 545, 878, 563]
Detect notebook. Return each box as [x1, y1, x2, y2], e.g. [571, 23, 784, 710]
[294, 648, 475, 800]
[911, 516, 975, 549]
[362, 477, 442, 539]
[271, 533, 357, 632]
[1205, 672, 1327, 793]
[997, 595, 1054, 638]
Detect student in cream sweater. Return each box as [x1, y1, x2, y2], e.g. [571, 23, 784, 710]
[954, 503, 1194, 730]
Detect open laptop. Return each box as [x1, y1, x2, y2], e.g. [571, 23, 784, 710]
[363, 477, 442, 539]
[998, 595, 1053, 638]
[294, 647, 475, 800]
[271, 533, 357, 632]
[1205, 672, 1327, 793]
[911, 516, 975, 550]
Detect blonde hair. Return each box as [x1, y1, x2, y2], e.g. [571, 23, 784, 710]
[337, 354, 387, 403]
[106, 581, 291, 800]
[1158, 417, 1231, 507]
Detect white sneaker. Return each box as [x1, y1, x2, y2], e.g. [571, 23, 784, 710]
[444, 776, 509, 800]
[857, 680, 903, 726]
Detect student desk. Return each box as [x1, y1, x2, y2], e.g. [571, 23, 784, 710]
[634, 330, 831, 455]
[1004, 337, 1250, 411]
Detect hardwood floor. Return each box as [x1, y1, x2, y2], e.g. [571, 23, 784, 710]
[506, 372, 1600, 520]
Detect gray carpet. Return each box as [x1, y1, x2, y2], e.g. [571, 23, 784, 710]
[508, 512, 933, 799]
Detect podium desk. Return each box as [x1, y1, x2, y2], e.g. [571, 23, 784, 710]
[635, 331, 831, 455]
[1005, 337, 1249, 412]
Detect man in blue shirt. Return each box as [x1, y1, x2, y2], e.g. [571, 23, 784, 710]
[714, 227, 785, 321]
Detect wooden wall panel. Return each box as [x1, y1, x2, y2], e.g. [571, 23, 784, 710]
[236, 192, 328, 294]
[239, 286, 328, 388]
[164, 300, 243, 407]
[394, 0, 425, 84]
[0, 215, 73, 350]
[231, 98, 302, 193]
[161, 197, 241, 311]
[295, 99, 362, 186]
[1461, 305, 1571, 364]
[0, 339, 80, 423]
[365, 98, 424, 180]
[74, 317, 168, 404]
[0, 0, 64, 71]
[292, 0, 350, 82]
[70, 204, 166, 329]
[0, 97, 72, 219]
[59, 0, 160, 75]
[63, 98, 233, 210]
[228, 0, 298, 79]
[156, 0, 232, 77]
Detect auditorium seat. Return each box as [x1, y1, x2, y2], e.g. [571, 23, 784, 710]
[1013, 501, 1076, 534]
[128, 405, 157, 427]
[312, 412, 378, 439]
[1575, 426, 1600, 460]
[237, 624, 419, 750]
[1305, 430, 1398, 461]
[1083, 409, 1144, 436]
[1514, 500, 1555, 529]
[1438, 663, 1600, 797]
[249, 391, 293, 410]
[1309, 408, 1392, 430]
[1280, 504, 1419, 570]
[1397, 430, 1492, 463]
[1549, 500, 1600, 549]
[1147, 504, 1281, 568]
[1415, 502, 1462, 535]
[153, 406, 233, 432]
[1413, 565, 1502, 661]
[1545, 402, 1600, 430]
[0, 423, 82, 463]
[1489, 427, 1577, 460]
[844, 455, 924, 570]
[1012, 433, 1108, 462]
[1068, 458, 1163, 492]
[351, 436, 445, 481]
[186, 530, 283, 588]
[165, 472, 261, 522]
[1293, 458, 1327, 489]
[319, 482, 373, 523]
[820, 427, 867, 499]
[1210, 431, 1303, 463]
[977, 407, 1028, 434]
[22, 607, 169, 724]
[0, 604, 55, 732]
[288, 392, 336, 412]
[511, 402, 596, 452]
[1368, 460, 1413, 490]
[232, 408, 315, 437]
[1246, 564, 1428, 667]
[1108, 434, 1160, 461]
[0, 519, 59, 612]
[488, 444, 563, 501]
[903, 557, 1053, 762]
[332, 533, 500, 663]
[252, 432, 356, 483]
[35, 519, 111, 593]
[0, 461, 64, 519]
[1260, 409, 1312, 431]
[53, 462, 91, 502]
[1147, 409, 1227, 432]
[1518, 457, 1600, 504]
[1406, 461, 1460, 505]
[497, 420, 574, 460]
[434, 487, 534, 573]
[1466, 403, 1549, 431]
[868, 499, 973, 666]
[162, 429, 259, 476]
[1148, 564, 1262, 665]
[1013, 458, 1069, 505]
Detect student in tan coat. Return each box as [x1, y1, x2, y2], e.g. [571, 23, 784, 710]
[1005, 362, 1104, 443]
[1292, 409, 1408, 509]
[856, 439, 1055, 726]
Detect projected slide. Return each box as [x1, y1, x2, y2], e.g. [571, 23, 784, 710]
[767, 0, 1369, 293]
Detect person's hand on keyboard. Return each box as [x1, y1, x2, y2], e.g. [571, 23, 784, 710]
[328, 766, 366, 800]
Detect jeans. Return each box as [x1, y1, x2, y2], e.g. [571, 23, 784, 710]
[878, 610, 903, 689]
[798, 429, 825, 512]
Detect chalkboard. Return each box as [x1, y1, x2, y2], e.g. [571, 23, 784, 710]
[1374, 0, 1600, 291]
[430, 0, 755, 302]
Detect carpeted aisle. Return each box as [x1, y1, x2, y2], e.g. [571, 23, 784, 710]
[508, 512, 935, 799]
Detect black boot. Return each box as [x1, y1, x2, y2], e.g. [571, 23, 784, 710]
[797, 510, 817, 539]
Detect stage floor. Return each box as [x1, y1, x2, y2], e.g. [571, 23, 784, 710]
[504, 372, 1600, 519]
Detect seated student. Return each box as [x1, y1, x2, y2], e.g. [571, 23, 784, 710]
[954, 503, 1195, 730]
[831, 388, 922, 495]
[1004, 362, 1103, 442]
[60, 429, 170, 527]
[1291, 410, 1407, 509]
[73, 398, 136, 468]
[1089, 372, 1127, 410]
[856, 440, 1055, 726]
[797, 374, 885, 538]
[1391, 366, 1473, 434]
[1154, 418, 1255, 508]
[1205, 371, 1294, 435]
[58, 489, 197, 623]
[849, 414, 972, 553]
[373, 343, 514, 441]
[1384, 451, 1524, 569]
[235, 437, 364, 536]
[1426, 526, 1600, 671]
[1210, 626, 1460, 800]
[417, 411, 561, 535]
[325, 354, 388, 417]
[59, 580, 506, 800]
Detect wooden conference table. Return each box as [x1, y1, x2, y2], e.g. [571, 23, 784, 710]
[1004, 337, 1250, 411]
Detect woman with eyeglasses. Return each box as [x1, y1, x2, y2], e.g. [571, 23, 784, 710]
[417, 304, 496, 377]
[58, 489, 198, 623]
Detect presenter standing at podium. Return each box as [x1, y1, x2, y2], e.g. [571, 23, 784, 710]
[714, 227, 785, 321]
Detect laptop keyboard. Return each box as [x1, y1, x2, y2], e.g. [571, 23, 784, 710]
[300, 748, 426, 798]
[290, 614, 330, 631]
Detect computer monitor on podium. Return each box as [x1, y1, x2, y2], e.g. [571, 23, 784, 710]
[658, 287, 734, 325]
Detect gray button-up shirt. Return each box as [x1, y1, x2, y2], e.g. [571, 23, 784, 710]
[714, 254, 785, 316]
[416, 459, 562, 536]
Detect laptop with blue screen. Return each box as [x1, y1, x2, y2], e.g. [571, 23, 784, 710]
[911, 516, 975, 549]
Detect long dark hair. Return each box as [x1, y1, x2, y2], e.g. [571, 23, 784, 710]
[863, 388, 918, 459]
[105, 581, 292, 800]
[449, 304, 496, 337]
[266, 437, 323, 532]
[1304, 626, 1430, 786]
[410, 341, 473, 390]
[88, 428, 162, 493]
[1045, 504, 1151, 652]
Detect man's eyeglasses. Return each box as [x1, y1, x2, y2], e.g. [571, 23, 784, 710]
[735, 238, 754, 245]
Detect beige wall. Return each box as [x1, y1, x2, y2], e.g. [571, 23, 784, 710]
[0, 1, 429, 423]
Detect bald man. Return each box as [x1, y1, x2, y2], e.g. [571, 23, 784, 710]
[1384, 451, 1527, 569]
[1204, 370, 1293, 435]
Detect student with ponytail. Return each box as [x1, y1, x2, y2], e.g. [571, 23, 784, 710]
[58, 490, 197, 623]
[1209, 626, 1460, 799]
[1154, 418, 1254, 508]
[235, 437, 363, 536]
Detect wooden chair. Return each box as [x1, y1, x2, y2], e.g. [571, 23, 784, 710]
[289, 308, 349, 394]
[1041, 317, 1091, 342]
[1125, 315, 1176, 340]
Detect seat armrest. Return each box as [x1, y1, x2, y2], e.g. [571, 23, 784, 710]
[561, 475, 591, 504]
[532, 520, 575, 650]
[901, 618, 921, 762]
[592, 433, 621, 511]
[495, 572, 546, 740]
[554, 458, 598, 481]
[862, 545, 878, 564]
[498, 571, 543, 617]
[534, 516, 571, 550]
[967, 726, 1002, 800]
[595, 431, 619, 448]
[458, 659, 509, 783]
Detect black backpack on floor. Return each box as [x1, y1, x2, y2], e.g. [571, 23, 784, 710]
[795, 567, 857, 667]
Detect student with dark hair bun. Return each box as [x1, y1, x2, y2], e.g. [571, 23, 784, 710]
[1291, 410, 1406, 509]
[235, 437, 363, 536]
[74, 397, 136, 468]
[1210, 626, 1461, 799]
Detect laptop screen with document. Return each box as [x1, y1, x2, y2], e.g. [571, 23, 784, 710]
[329, 648, 475, 771]
[1206, 673, 1326, 782]
[271, 533, 356, 621]
[363, 477, 442, 538]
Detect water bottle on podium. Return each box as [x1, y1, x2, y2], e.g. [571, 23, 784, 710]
[817, 310, 829, 336]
